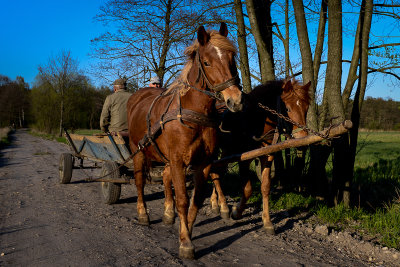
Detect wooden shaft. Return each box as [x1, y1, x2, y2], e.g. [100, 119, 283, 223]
[214, 120, 352, 165]
[85, 178, 131, 184]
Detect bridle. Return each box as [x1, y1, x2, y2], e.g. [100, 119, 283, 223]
[194, 48, 241, 96]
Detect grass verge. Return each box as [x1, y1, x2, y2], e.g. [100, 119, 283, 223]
[0, 127, 13, 147]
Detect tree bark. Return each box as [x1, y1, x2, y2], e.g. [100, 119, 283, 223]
[292, 0, 317, 131]
[246, 0, 275, 82]
[342, 19, 362, 110]
[234, 0, 252, 93]
[348, 0, 374, 203]
[313, 1, 327, 98]
[284, 0, 290, 78]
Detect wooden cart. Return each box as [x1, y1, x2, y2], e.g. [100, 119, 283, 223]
[59, 129, 163, 204]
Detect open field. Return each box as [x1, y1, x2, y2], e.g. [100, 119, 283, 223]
[356, 131, 400, 168]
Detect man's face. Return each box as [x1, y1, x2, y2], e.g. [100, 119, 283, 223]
[150, 83, 161, 88]
[114, 85, 125, 91]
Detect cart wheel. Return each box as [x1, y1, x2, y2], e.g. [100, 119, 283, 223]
[59, 153, 74, 184]
[100, 161, 121, 204]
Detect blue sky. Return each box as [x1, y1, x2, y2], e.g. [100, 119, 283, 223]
[0, 0, 105, 86]
[0, 0, 399, 100]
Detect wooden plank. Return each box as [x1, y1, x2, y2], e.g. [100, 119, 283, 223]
[214, 120, 353, 165]
[69, 133, 126, 145]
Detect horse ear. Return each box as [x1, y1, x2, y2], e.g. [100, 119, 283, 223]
[219, 22, 228, 37]
[197, 25, 209, 46]
[302, 81, 311, 91]
[283, 79, 293, 92]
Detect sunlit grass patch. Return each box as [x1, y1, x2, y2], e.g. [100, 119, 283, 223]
[361, 202, 400, 249]
[356, 131, 400, 169]
[271, 192, 316, 212]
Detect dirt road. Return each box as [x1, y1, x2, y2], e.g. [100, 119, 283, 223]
[1, 129, 399, 266]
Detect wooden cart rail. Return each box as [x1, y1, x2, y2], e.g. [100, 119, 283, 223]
[64, 129, 132, 168]
[214, 120, 353, 166]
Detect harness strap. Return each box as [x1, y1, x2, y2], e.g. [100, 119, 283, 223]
[139, 108, 217, 163]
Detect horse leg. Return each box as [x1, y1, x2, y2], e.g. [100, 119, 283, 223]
[133, 153, 150, 225]
[260, 155, 275, 235]
[210, 177, 220, 215]
[231, 161, 252, 220]
[210, 172, 230, 219]
[170, 160, 194, 259]
[188, 164, 213, 235]
[162, 164, 175, 225]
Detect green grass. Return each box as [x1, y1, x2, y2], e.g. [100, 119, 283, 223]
[221, 130, 400, 249]
[310, 131, 400, 249]
[361, 202, 400, 249]
[270, 192, 316, 212]
[314, 201, 400, 249]
[355, 131, 400, 169]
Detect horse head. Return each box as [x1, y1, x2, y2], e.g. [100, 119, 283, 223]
[280, 80, 311, 138]
[192, 23, 243, 112]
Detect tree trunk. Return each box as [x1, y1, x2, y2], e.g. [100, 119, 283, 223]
[234, 0, 252, 93]
[348, 0, 373, 202]
[292, 0, 317, 131]
[323, 0, 351, 207]
[342, 19, 362, 110]
[284, 0, 290, 78]
[157, 0, 173, 84]
[313, 1, 327, 97]
[246, 0, 275, 82]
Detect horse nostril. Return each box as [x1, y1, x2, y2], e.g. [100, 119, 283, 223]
[226, 98, 232, 108]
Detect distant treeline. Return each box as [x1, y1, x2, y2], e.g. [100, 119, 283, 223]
[356, 97, 400, 130]
[0, 74, 111, 133]
[1, 74, 399, 133]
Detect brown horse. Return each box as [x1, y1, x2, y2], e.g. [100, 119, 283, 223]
[210, 79, 311, 234]
[127, 23, 243, 259]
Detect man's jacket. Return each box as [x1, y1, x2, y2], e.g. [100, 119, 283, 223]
[100, 89, 132, 132]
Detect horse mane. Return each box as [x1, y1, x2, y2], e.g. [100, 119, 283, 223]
[166, 30, 237, 95]
[283, 79, 311, 105]
[249, 79, 311, 107]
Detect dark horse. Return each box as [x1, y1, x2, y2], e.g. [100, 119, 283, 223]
[127, 23, 243, 259]
[210, 79, 311, 234]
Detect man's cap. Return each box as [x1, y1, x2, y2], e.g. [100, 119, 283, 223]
[113, 78, 126, 86]
[150, 76, 161, 84]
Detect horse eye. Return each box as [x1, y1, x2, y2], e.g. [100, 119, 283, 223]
[203, 61, 210, 67]
[286, 107, 291, 112]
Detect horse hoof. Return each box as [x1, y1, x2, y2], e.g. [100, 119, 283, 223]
[138, 214, 150, 225]
[179, 243, 195, 259]
[263, 224, 275, 235]
[231, 207, 242, 220]
[162, 213, 175, 225]
[211, 206, 220, 215]
[220, 209, 230, 220]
